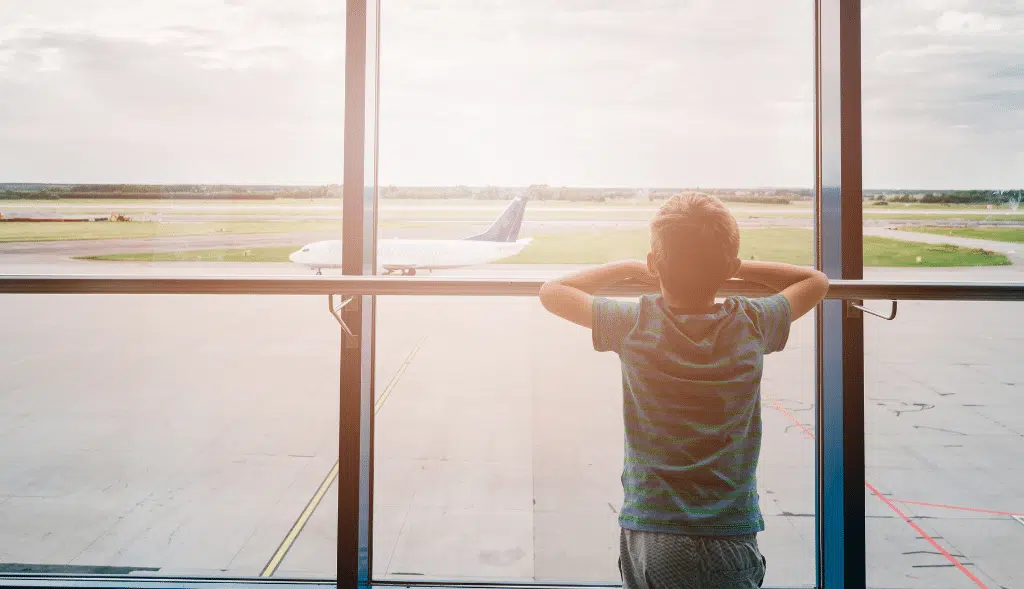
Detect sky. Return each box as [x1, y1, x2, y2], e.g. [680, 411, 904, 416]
[0, 0, 1020, 189]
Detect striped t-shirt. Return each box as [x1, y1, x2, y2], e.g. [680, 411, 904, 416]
[592, 293, 791, 536]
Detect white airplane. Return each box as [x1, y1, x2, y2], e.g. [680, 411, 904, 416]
[289, 197, 531, 275]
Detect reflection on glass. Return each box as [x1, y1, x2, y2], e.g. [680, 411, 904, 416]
[865, 301, 1023, 589]
[373, 297, 815, 585]
[0, 294, 339, 578]
[0, 2, 344, 276]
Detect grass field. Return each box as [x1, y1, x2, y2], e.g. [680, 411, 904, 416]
[900, 226, 1024, 243]
[82, 228, 1011, 267]
[502, 228, 1010, 267]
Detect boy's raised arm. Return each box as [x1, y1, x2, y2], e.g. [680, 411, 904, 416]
[734, 260, 830, 320]
[539, 260, 655, 328]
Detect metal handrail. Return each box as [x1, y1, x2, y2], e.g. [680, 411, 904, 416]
[0, 275, 1023, 301]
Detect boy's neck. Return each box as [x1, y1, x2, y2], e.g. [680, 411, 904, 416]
[659, 290, 718, 315]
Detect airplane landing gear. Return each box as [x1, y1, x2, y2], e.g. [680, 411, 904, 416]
[315, 269, 322, 276]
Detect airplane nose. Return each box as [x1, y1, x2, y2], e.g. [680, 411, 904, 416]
[289, 250, 300, 263]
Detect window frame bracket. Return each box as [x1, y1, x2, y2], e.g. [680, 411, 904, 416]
[329, 294, 361, 348]
[846, 299, 898, 321]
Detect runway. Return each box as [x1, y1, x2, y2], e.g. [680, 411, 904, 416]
[0, 258, 1022, 587]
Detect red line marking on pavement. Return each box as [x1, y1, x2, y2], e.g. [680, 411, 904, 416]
[866, 483, 988, 589]
[770, 399, 815, 439]
[767, 399, 989, 589]
[892, 499, 1024, 518]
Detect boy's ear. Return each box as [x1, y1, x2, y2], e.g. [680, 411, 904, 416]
[646, 252, 659, 278]
[726, 257, 742, 278]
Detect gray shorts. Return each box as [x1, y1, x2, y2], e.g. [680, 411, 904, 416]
[619, 528, 766, 589]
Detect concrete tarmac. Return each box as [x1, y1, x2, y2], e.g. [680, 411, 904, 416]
[0, 257, 1022, 587]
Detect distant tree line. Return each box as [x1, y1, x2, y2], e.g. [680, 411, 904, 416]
[3, 185, 1020, 205]
[379, 185, 812, 204]
[0, 184, 343, 200]
[867, 189, 1024, 205]
[0, 183, 885, 205]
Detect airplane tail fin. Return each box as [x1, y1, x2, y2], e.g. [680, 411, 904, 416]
[464, 197, 528, 242]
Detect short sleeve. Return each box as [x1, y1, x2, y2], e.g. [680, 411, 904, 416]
[592, 297, 640, 354]
[743, 294, 792, 354]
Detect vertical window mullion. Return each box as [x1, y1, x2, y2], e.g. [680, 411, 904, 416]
[339, 0, 375, 586]
[815, 0, 865, 587]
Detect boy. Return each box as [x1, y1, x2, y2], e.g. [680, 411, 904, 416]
[538, 193, 829, 588]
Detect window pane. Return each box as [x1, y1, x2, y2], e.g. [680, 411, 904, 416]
[0, 294, 338, 578]
[865, 301, 1023, 588]
[0, 1, 344, 276]
[862, 4, 1024, 586]
[862, 1, 1024, 279]
[375, 1, 813, 276]
[373, 296, 816, 585]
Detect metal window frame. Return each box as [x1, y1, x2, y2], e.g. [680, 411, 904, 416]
[2, 276, 1022, 300]
[0, 578, 769, 589]
[815, 0, 863, 587]
[2, 0, 1021, 587]
[341, 0, 381, 586]
[339, 0, 377, 586]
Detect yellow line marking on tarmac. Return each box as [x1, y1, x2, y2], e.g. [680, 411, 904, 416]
[375, 337, 427, 414]
[261, 461, 338, 577]
[261, 337, 427, 577]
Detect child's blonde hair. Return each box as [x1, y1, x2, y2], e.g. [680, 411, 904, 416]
[650, 192, 740, 299]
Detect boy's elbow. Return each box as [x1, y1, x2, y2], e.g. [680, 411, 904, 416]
[538, 281, 559, 312]
[812, 270, 830, 300]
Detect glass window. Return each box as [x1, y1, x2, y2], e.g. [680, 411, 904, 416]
[19, 2, 1024, 587]
[370, 2, 818, 585]
[862, 7, 1023, 582]
[862, 1, 1024, 282]
[0, 293, 338, 578]
[375, 1, 814, 277]
[865, 301, 1023, 588]
[373, 296, 816, 585]
[0, 1, 344, 581]
[0, 1, 345, 277]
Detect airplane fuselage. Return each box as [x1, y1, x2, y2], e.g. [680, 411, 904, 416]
[289, 238, 531, 273]
[290, 197, 532, 274]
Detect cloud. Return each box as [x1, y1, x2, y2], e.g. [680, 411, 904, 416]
[935, 10, 1003, 34]
[0, 31, 345, 183]
[376, 0, 814, 186]
[0, 0, 1019, 187]
[860, 0, 1024, 188]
